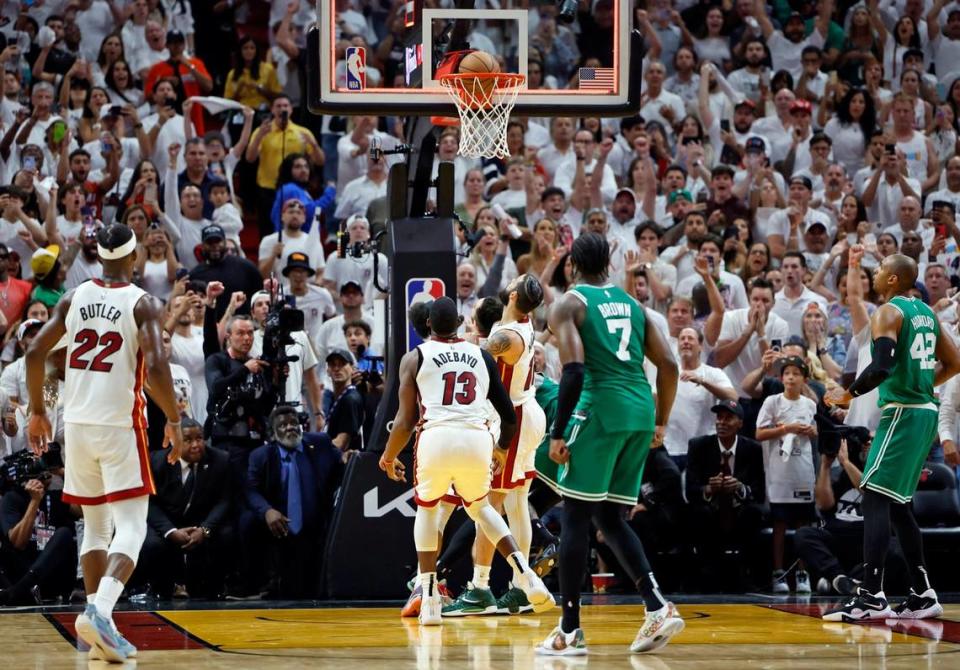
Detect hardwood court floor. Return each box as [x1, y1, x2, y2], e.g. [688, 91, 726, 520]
[4, 597, 960, 668]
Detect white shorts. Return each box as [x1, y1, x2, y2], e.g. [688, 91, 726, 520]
[62, 422, 154, 506]
[491, 400, 546, 492]
[414, 425, 494, 507]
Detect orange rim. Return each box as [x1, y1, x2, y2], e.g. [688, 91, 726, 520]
[438, 73, 525, 110]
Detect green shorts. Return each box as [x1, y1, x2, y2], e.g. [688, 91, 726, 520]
[537, 410, 653, 505]
[861, 404, 938, 503]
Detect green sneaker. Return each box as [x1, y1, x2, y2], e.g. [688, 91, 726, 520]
[441, 582, 498, 617]
[496, 586, 533, 614]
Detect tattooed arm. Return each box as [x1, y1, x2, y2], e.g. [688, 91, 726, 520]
[483, 326, 525, 367]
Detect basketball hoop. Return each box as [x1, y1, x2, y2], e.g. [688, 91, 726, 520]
[438, 73, 525, 159]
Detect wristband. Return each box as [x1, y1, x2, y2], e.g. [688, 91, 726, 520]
[166, 419, 181, 427]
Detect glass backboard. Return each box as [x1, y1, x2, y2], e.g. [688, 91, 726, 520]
[307, 0, 641, 118]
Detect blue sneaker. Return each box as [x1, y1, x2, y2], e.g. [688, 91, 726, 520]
[75, 605, 128, 663]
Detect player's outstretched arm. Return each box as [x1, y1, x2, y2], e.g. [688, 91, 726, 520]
[137, 294, 183, 462]
[644, 314, 679, 435]
[380, 351, 420, 481]
[24, 293, 72, 454]
[484, 328, 524, 366]
[934, 317, 960, 387]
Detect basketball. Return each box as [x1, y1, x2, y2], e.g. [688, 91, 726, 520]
[458, 50, 501, 101]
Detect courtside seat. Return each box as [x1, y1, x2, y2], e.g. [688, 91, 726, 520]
[913, 462, 960, 528]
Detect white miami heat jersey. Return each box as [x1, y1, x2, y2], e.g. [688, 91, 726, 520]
[416, 338, 491, 430]
[489, 318, 536, 406]
[63, 280, 148, 428]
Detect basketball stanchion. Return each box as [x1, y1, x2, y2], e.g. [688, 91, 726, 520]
[437, 72, 525, 159]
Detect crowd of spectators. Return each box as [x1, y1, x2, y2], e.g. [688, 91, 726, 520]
[3, 0, 960, 603]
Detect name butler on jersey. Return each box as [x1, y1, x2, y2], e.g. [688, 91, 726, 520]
[61, 279, 153, 503]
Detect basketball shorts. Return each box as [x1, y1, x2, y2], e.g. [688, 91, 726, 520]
[552, 410, 654, 505]
[490, 400, 546, 492]
[534, 436, 560, 494]
[861, 404, 938, 503]
[414, 425, 495, 507]
[62, 423, 154, 506]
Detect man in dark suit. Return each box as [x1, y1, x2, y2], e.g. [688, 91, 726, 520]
[685, 400, 767, 588]
[242, 406, 343, 598]
[138, 417, 233, 598]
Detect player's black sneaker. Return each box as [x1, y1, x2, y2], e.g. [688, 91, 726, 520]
[892, 589, 944, 619]
[822, 589, 894, 621]
[531, 539, 559, 578]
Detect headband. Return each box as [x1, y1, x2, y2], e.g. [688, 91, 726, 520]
[97, 236, 137, 260]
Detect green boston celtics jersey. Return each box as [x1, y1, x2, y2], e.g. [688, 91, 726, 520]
[876, 296, 940, 406]
[569, 283, 655, 432]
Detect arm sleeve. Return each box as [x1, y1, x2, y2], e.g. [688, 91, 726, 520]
[483, 350, 517, 449]
[202, 306, 219, 357]
[551, 362, 585, 440]
[848, 336, 896, 397]
[939, 376, 959, 443]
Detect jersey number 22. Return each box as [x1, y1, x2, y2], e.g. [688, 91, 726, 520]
[69, 329, 123, 372]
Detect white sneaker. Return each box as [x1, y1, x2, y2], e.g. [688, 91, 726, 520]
[517, 570, 556, 614]
[795, 570, 811, 594]
[772, 570, 789, 594]
[535, 619, 588, 656]
[419, 594, 442, 626]
[630, 604, 685, 653]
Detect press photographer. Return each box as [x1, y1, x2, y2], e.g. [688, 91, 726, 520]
[0, 444, 78, 605]
[250, 290, 323, 430]
[205, 314, 273, 479]
[343, 319, 383, 442]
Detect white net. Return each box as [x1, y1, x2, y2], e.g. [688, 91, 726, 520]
[438, 74, 524, 159]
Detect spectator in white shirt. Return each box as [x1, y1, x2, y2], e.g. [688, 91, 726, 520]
[73, 0, 117, 62]
[751, 88, 796, 165]
[259, 198, 326, 281]
[536, 116, 576, 182]
[754, 0, 830, 81]
[882, 195, 935, 250]
[771, 251, 829, 335]
[714, 278, 791, 398]
[891, 92, 939, 194]
[676, 235, 748, 311]
[324, 215, 388, 301]
[638, 61, 686, 141]
[765, 175, 833, 258]
[861, 139, 921, 225]
[334, 153, 389, 220]
[727, 38, 768, 100]
[926, 156, 960, 212]
[131, 20, 169, 80]
[663, 326, 738, 464]
[553, 129, 619, 205]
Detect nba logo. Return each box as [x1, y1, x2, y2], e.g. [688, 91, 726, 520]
[346, 47, 366, 91]
[406, 278, 445, 351]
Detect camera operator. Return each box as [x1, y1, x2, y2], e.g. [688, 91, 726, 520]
[323, 348, 364, 457]
[343, 319, 383, 442]
[0, 447, 78, 605]
[323, 215, 388, 302]
[795, 434, 908, 595]
[204, 315, 273, 480]
[249, 290, 323, 430]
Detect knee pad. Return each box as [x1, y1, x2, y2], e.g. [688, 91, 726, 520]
[80, 504, 114, 556]
[437, 500, 456, 535]
[107, 496, 149, 564]
[414, 505, 443, 552]
[465, 500, 510, 547]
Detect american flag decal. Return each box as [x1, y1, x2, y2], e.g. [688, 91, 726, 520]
[578, 67, 615, 91]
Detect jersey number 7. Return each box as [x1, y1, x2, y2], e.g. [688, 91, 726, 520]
[69, 329, 123, 372]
